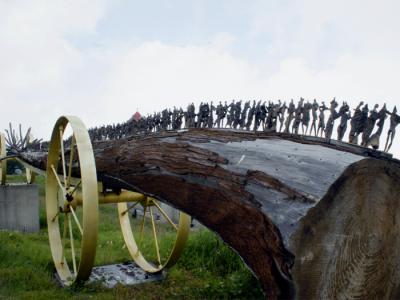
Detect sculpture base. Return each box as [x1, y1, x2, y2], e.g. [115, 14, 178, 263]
[55, 262, 165, 288]
[0, 184, 39, 233]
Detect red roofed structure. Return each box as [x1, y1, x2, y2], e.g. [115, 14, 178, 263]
[132, 111, 141, 122]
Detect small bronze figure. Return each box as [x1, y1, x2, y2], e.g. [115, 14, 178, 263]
[317, 101, 328, 137]
[367, 104, 387, 149]
[325, 98, 339, 140]
[337, 102, 351, 141]
[361, 104, 379, 146]
[292, 98, 304, 135]
[301, 101, 312, 134]
[384, 106, 400, 152]
[278, 101, 287, 132]
[246, 100, 256, 131]
[284, 99, 295, 133]
[309, 99, 319, 136]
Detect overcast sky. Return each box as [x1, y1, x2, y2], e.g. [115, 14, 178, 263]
[1, 0, 399, 157]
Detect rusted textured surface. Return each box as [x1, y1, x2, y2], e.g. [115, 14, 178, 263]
[19, 129, 400, 299]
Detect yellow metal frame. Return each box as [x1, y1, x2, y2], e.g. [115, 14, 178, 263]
[45, 115, 190, 285]
[25, 135, 36, 184]
[0, 133, 6, 185]
[25, 168, 35, 184]
[46, 116, 98, 286]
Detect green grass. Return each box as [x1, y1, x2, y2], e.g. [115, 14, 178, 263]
[0, 175, 263, 299]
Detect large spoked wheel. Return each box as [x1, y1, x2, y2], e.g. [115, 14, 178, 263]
[46, 116, 98, 286]
[118, 198, 190, 272]
[0, 133, 6, 185]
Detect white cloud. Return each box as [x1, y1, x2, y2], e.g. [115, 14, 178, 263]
[99, 41, 265, 121]
[0, 0, 399, 158]
[0, 0, 110, 138]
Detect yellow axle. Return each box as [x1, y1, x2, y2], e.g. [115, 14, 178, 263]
[71, 190, 147, 206]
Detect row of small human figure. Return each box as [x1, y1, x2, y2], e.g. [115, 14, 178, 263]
[88, 99, 399, 153]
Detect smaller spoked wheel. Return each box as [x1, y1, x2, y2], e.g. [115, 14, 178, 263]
[118, 197, 190, 273]
[0, 133, 6, 185]
[46, 116, 98, 286]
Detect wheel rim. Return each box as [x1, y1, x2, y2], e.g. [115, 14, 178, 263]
[0, 133, 7, 185]
[118, 198, 190, 273]
[46, 116, 98, 285]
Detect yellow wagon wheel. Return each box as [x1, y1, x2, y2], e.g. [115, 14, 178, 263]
[46, 116, 98, 286]
[0, 133, 6, 185]
[118, 198, 190, 273]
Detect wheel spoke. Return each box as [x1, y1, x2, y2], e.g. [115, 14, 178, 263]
[70, 180, 82, 196]
[51, 164, 65, 195]
[152, 200, 178, 231]
[149, 207, 161, 266]
[68, 214, 77, 276]
[67, 135, 76, 189]
[138, 206, 147, 250]
[60, 213, 68, 264]
[51, 211, 60, 222]
[69, 206, 83, 235]
[121, 201, 140, 216]
[59, 126, 67, 188]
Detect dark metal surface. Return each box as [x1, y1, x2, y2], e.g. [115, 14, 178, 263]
[88, 262, 165, 288]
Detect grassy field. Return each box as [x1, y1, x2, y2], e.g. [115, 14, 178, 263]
[0, 175, 263, 299]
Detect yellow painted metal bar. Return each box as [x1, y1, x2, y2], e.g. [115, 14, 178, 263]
[69, 206, 83, 235]
[72, 190, 147, 205]
[149, 207, 162, 266]
[68, 215, 77, 276]
[152, 199, 178, 231]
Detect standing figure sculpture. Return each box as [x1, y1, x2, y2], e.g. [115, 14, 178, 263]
[292, 98, 304, 134]
[309, 99, 319, 136]
[337, 102, 351, 141]
[232, 101, 242, 129]
[254, 101, 262, 131]
[161, 109, 171, 130]
[214, 101, 225, 128]
[301, 101, 312, 134]
[208, 102, 215, 128]
[265, 102, 273, 130]
[270, 101, 281, 132]
[265, 101, 279, 132]
[284, 99, 295, 133]
[240, 101, 251, 129]
[361, 104, 380, 146]
[325, 98, 339, 140]
[196, 102, 204, 128]
[226, 100, 235, 128]
[317, 102, 328, 137]
[367, 104, 387, 149]
[278, 101, 287, 132]
[246, 101, 256, 131]
[187, 103, 196, 128]
[384, 106, 400, 152]
[260, 101, 268, 130]
[348, 102, 364, 144]
[171, 107, 179, 130]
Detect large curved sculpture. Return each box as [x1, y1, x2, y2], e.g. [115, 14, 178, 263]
[15, 128, 400, 299]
